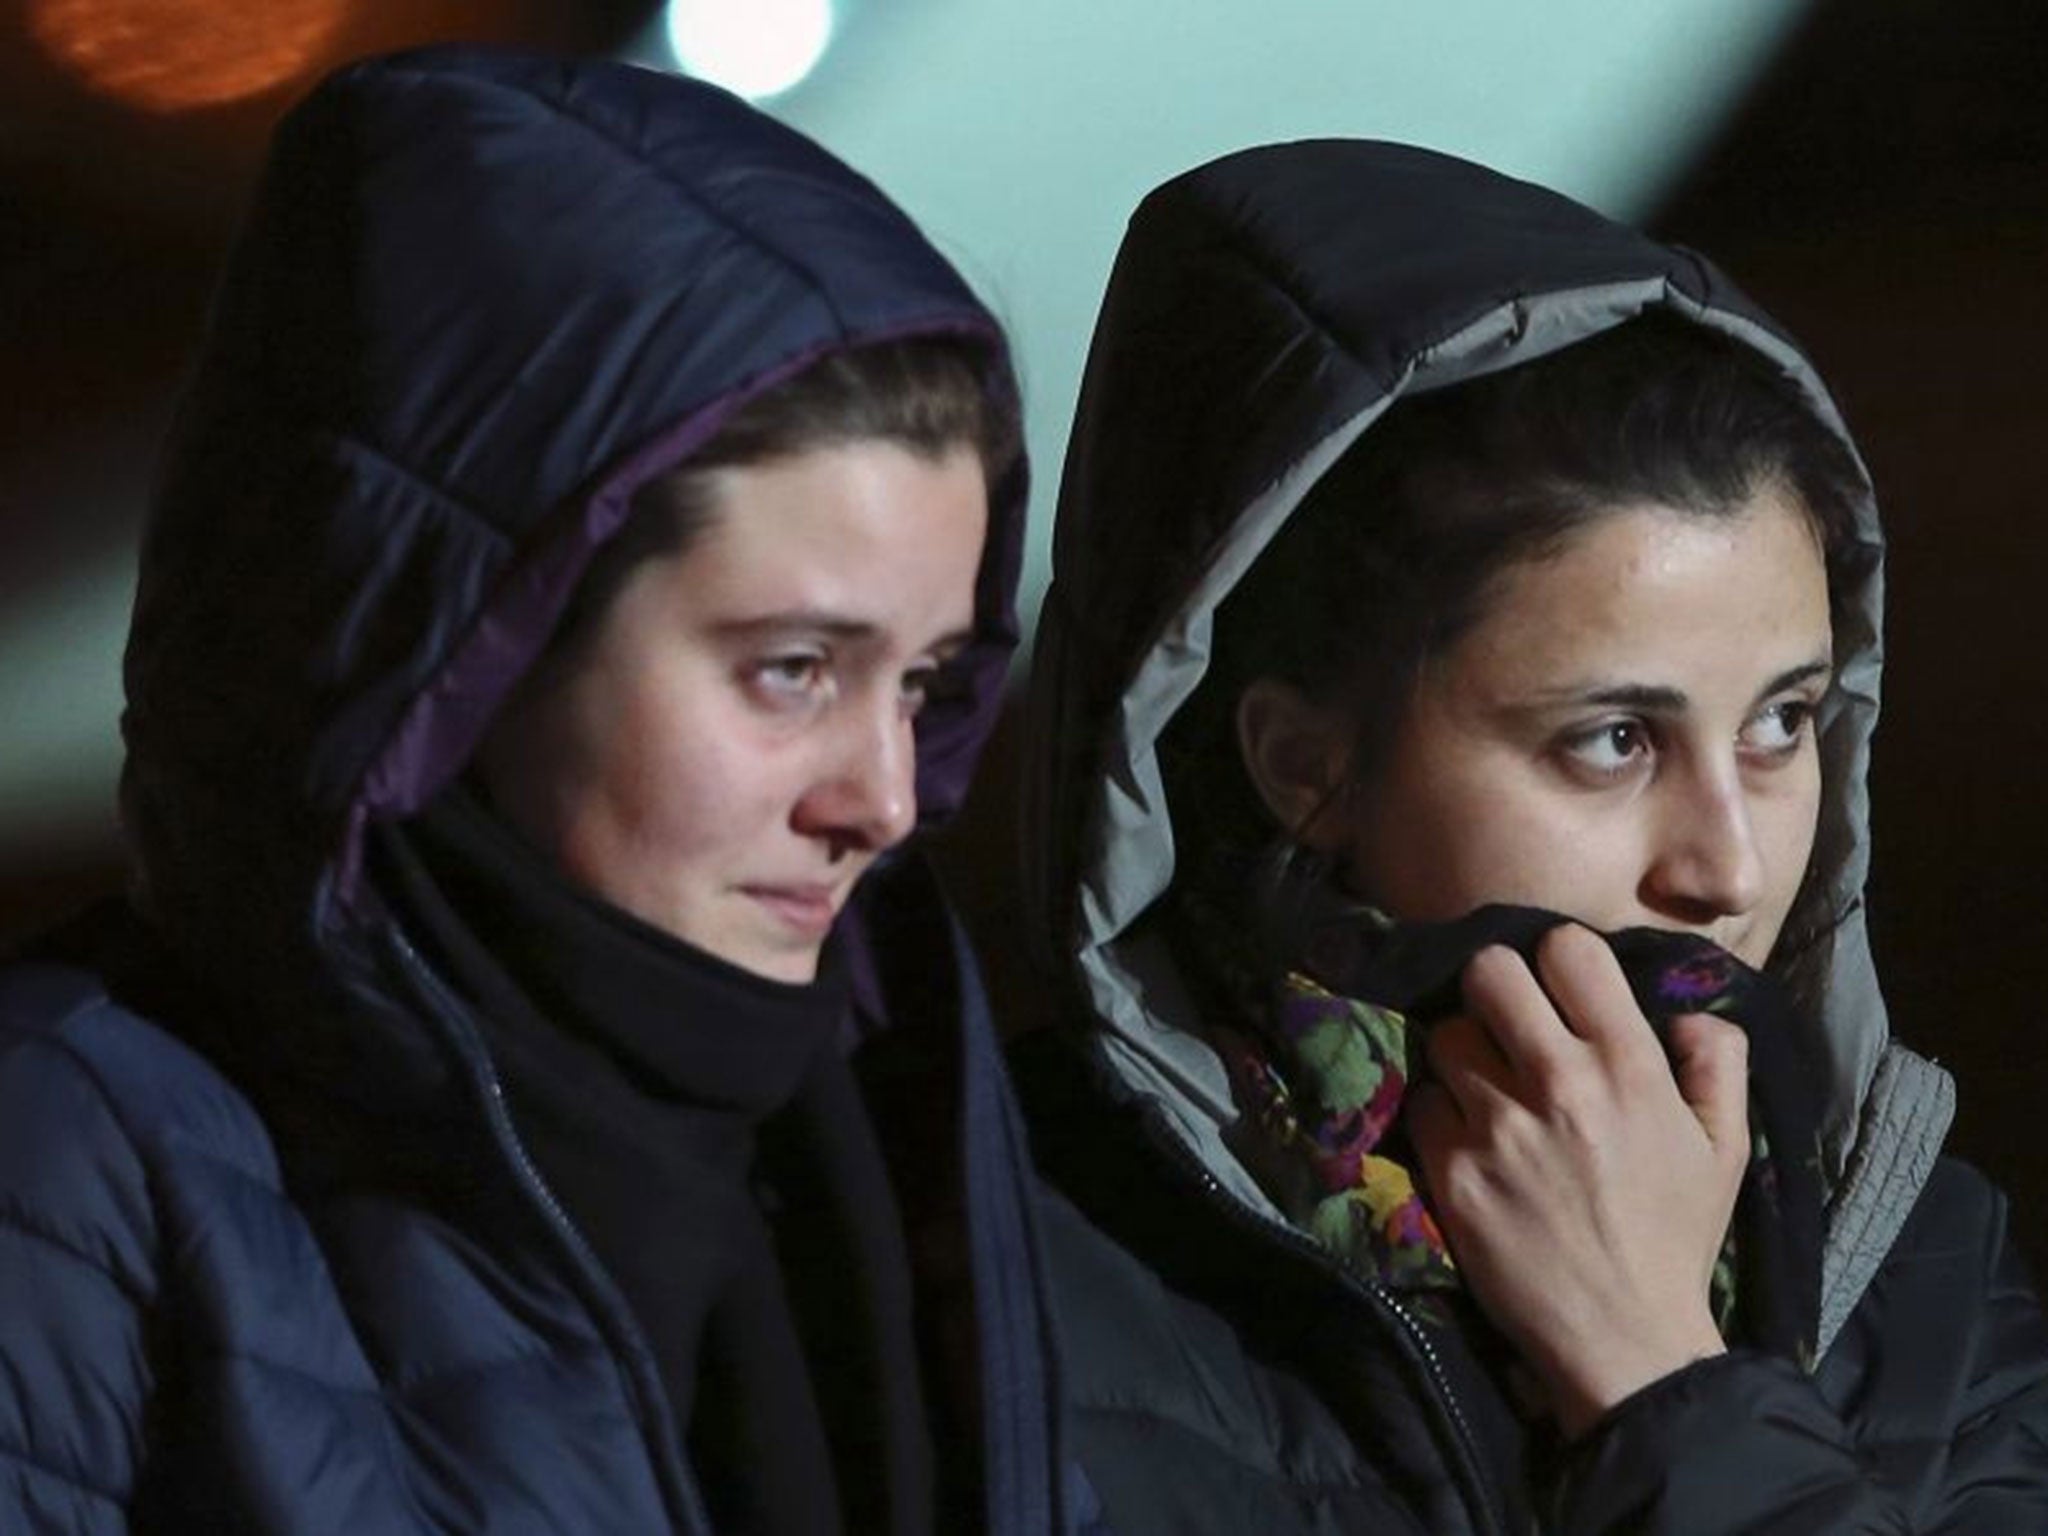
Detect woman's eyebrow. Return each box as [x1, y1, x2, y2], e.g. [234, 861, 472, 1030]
[710, 611, 880, 641]
[1524, 657, 1833, 715]
[1754, 657, 1835, 702]
[1509, 679, 1690, 714]
[710, 612, 978, 653]
[1576, 682, 1688, 712]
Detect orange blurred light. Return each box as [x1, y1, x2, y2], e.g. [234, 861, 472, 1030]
[28, 0, 351, 113]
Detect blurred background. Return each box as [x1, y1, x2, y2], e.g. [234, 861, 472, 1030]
[3, 0, 2043, 1272]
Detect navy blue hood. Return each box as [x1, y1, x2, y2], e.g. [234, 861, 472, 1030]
[122, 45, 1026, 1021]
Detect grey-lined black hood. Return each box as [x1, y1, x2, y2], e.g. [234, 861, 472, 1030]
[1022, 139, 1948, 1352]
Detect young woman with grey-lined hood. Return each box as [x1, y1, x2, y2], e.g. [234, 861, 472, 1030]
[1013, 139, 2048, 1533]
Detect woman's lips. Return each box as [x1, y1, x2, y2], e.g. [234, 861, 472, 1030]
[743, 883, 841, 938]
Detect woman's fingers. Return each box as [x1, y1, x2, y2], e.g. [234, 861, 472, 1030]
[1528, 924, 1643, 1047]
[1430, 928, 1749, 1173]
[1405, 1077, 1460, 1151]
[1456, 927, 1657, 1091]
[1422, 1009, 1515, 1116]
[1412, 927, 1749, 1437]
[1454, 942, 1565, 1077]
[1666, 1011, 1751, 1169]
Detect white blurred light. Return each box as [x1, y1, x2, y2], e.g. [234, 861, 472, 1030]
[665, 0, 835, 101]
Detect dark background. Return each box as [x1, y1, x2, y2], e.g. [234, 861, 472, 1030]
[1653, 0, 2048, 1281]
[5, 0, 2046, 1282]
[0, 0, 652, 929]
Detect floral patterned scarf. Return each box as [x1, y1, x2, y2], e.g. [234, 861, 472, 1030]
[1218, 900, 1826, 1365]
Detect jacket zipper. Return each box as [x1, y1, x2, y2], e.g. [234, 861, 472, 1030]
[1139, 1105, 1511, 1536]
[384, 931, 715, 1536]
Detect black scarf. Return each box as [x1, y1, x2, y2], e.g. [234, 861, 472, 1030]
[375, 784, 933, 1536]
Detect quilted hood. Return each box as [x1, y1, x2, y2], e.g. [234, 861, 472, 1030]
[121, 45, 1026, 1036]
[1022, 139, 1949, 1350]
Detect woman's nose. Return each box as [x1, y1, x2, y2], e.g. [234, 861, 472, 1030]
[1642, 765, 1767, 925]
[791, 698, 918, 856]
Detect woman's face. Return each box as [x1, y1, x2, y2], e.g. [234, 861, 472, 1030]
[478, 440, 988, 982]
[1314, 489, 1832, 966]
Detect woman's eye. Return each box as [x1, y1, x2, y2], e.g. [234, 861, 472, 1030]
[1560, 719, 1650, 778]
[1744, 699, 1816, 757]
[900, 660, 965, 718]
[900, 658, 968, 719]
[748, 652, 829, 703]
[899, 667, 934, 717]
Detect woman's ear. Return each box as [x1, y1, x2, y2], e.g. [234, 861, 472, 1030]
[1236, 679, 1353, 845]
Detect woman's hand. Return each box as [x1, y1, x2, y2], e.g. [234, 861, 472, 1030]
[1406, 923, 1750, 1440]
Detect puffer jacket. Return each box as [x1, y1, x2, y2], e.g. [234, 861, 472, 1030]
[1017, 139, 2048, 1533]
[0, 46, 1082, 1535]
